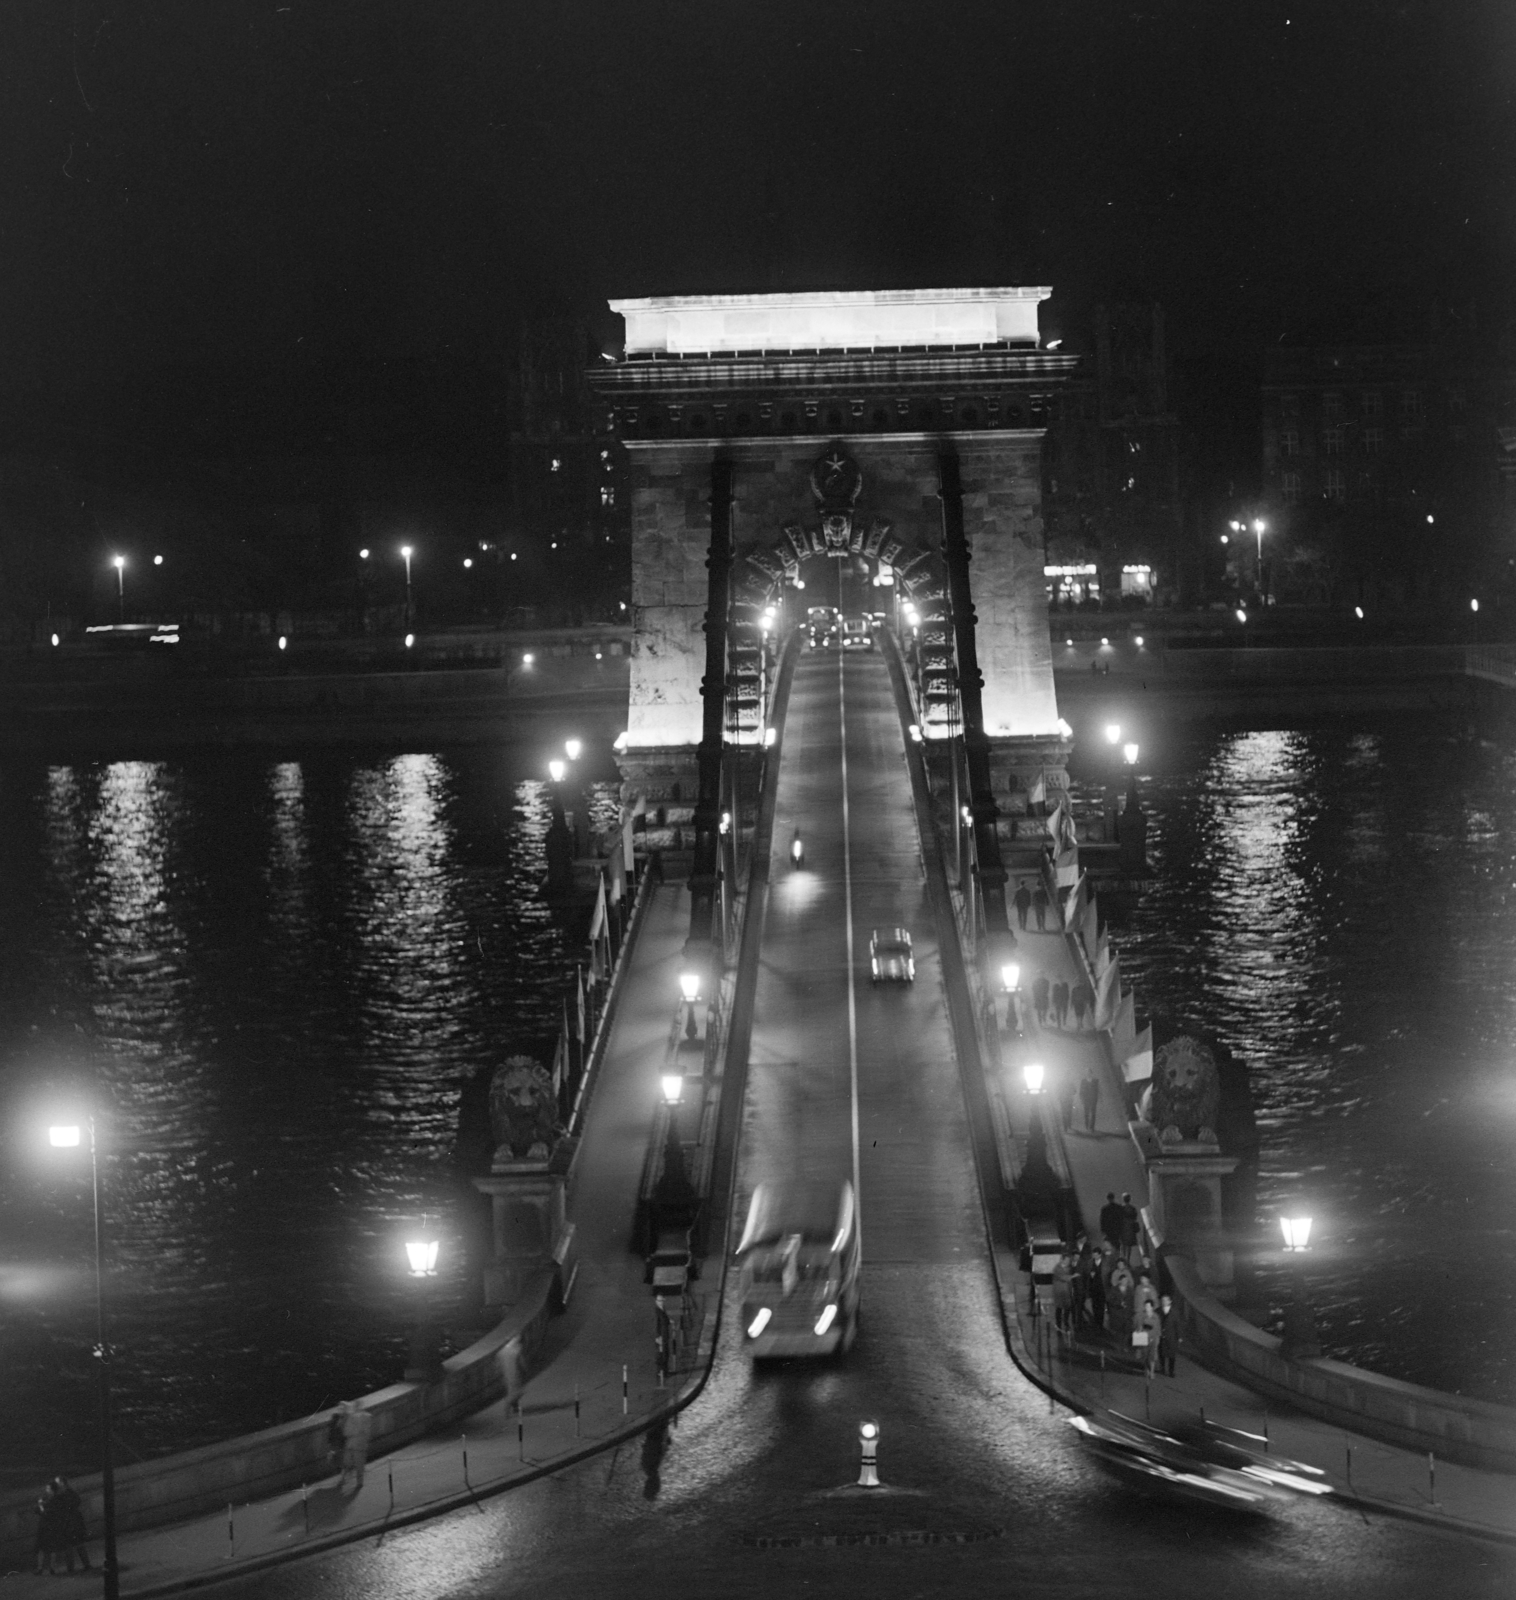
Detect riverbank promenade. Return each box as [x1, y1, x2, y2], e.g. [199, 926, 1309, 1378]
[0, 882, 722, 1596]
[997, 889, 1516, 1545]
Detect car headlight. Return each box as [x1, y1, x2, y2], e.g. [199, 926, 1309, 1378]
[814, 1304, 837, 1336]
[747, 1307, 772, 1339]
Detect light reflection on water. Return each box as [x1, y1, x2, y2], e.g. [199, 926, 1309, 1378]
[0, 750, 617, 1485]
[1102, 717, 1516, 1403]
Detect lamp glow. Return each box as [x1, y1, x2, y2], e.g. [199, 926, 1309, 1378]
[1280, 1215, 1313, 1252]
[1104, 723, 1121, 744]
[678, 971, 701, 1003]
[565, 738, 582, 761]
[1023, 1061, 1045, 1095]
[405, 1236, 440, 1277]
[1123, 742, 1139, 766]
[1236, 608, 1248, 624]
[49, 1125, 82, 1148]
[548, 759, 566, 783]
[1001, 963, 1020, 992]
[661, 1073, 684, 1106]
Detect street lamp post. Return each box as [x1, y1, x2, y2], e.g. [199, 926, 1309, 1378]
[1253, 519, 1267, 603]
[48, 1115, 119, 1600]
[1279, 1213, 1322, 1361]
[399, 545, 414, 627]
[403, 1222, 442, 1382]
[111, 557, 125, 624]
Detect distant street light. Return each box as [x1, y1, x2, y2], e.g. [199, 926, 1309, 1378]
[1280, 1215, 1313, 1252]
[1023, 1061, 1046, 1096]
[660, 1072, 684, 1107]
[1123, 742, 1139, 767]
[400, 545, 414, 624]
[1104, 723, 1121, 745]
[1253, 519, 1268, 603]
[111, 555, 126, 623]
[548, 759, 567, 784]
[564, 738, 583, 762]
[1000, 963, 1020, 993]
[404, 1225, 441, 1278]
[402, 1222, 442, 1383]
[47, 1113, 120, 1599]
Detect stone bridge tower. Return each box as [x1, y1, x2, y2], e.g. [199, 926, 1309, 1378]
[590, 288, 1077, 863]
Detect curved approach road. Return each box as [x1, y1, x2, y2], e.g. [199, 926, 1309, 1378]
[207, 649, 1513, 1599]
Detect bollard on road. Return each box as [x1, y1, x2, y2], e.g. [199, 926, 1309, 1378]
[857, 1421, 882, 1489]
[301, 1481, 309, 1537]
[574, 1384, 581, 1438]
[622, 1363, 629, 1416]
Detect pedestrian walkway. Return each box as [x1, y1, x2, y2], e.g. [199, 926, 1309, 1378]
[999, 1248, 1516, 1543]
[998, 872, 1516, 1544]
[0, 883, 724, 1598]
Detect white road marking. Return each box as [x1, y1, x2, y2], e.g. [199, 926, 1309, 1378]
[838, 651, 862, 1237]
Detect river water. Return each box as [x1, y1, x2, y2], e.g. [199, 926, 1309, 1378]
[0, 748, 618, 1487]
[1082, 714, 1516, 1406]
[1, 713, 1513, 1486]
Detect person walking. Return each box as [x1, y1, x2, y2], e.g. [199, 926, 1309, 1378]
[1059, 1070, 1077, 1131]
[1157, 1294, 1180, 1377]
[1051, 980, 1070, 1027]
[51, 1477, 90, 1574]
[1051, 1252, 1075, 1335]
[1071, 981, 1094, 1029]
[1031, 974, 1050, 1026]
[1119, 1192, 1141, 1264]
[1082, 1245, 1105, 1331]
[326, 1406, 347, 1476]
[1070, 1234, 1092, 1330]
[1079, 1070, 1100, 1132]
[1133, 1267, 1159, 1329]
[339, 1401, 373, 1490]
[1014, 882, 1032, 930]
[1098, 1191, 1123, 1250]
[31, 1480, 62, 1575]
[1032, 885, 1049, 931]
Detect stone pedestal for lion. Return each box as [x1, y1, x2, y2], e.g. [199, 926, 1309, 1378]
[1132, 1036, 1239, 1301]
[472, 1057, 579, 1313]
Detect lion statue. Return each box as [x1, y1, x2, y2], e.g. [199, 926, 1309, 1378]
[488, 1056, 562, 1165]
[1147, 1034, 1221, 1145]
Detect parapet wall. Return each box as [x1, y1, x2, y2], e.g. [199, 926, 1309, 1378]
[1165, 1255, 1516, 1474]
[0, 1268, 557, 1573]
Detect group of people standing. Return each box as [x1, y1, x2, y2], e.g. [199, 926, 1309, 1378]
[1030, 973, 1097, 1032]
[1047, 1197, 1179, 1378]
[30, 1476, 90, 1576]
[1011, 882, 1051, 932]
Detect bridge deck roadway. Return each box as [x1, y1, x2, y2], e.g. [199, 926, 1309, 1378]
[195, 645, 1516, 1599]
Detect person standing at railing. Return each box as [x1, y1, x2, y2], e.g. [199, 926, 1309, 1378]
[1032, 885, 1049, 931]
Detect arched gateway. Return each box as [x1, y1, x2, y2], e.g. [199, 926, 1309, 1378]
[588, 287, 1078, 866]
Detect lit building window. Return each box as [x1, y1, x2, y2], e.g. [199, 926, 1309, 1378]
[1325, 470, 1346, 502]
[1280, 429, 1300, 457]
[1282, 472, 1302, 505]
[1120, 564, 1154, 599]
[1363, 427, 1383, 455]
[1322, 392, 1342, 419]
[1401, 390, 1423, 420]
[1323, 426, 1344, 454]
[600, 486, 616, 507]
[1360, 390, 1382, 417]
[550, 457, 563, 473]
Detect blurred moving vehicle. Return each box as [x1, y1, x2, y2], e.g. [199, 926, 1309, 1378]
[840, 617, 873, 651]
[869, 926, 915, 984]
[737, 1180, 859, 1358]
[1067, 1411, 1313, 1513]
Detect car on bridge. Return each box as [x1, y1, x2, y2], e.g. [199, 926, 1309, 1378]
[840, 617, 873, 651]
[869, 926, 915, 984]
[806, 605, 840, 650]
[737, 1179, 860, 1358]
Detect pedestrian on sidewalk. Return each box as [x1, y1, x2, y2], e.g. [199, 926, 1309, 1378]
[30, 1480, 63, 1575]
[1079, 1070, 1100, 1132]
[339, 1401, 373, 1490]
[1157, 1295, 1179, 1377]
[1107, 1259, 1135, 1347]
[1032, 974, 1050, 1025]
[1032, 886, 1049, 931]
[1070, 1234, 1092, 1329]
[1084, 1246, 1107, 1331]
[1136, 1298, 1161, 1376]
[51, 1477, 90, 1574]
[1052, 1252, 1076, 1335]
[1133, 1267, 1159, 1329]
[1119, 1193, 1141, 1264]
[326, 1406, 346, 1476]
[1014, 882, 1032, 930]
[1098, 1191, 1122, 1249]
[1071, 981, 1094, 1029]
[1059, 1070, 1077, 1131]
[1051, 980, 1070, 1027]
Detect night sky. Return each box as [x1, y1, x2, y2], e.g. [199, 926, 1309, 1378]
[3, 1, 1512, 434]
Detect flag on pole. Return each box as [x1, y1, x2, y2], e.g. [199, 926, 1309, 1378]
[1095, 927, 1111, 977]
[606, 836, 623, 904]
[1110, 991, 1138, 1061]
[1029, 771, 1046, 808]
[1081, 899, 1101, 966]
[622, 809, 637, 885]
[1122, 1026, 1154, 1084]
[1095, 952, 1121, 1029]
[589, 875, 608, 943]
